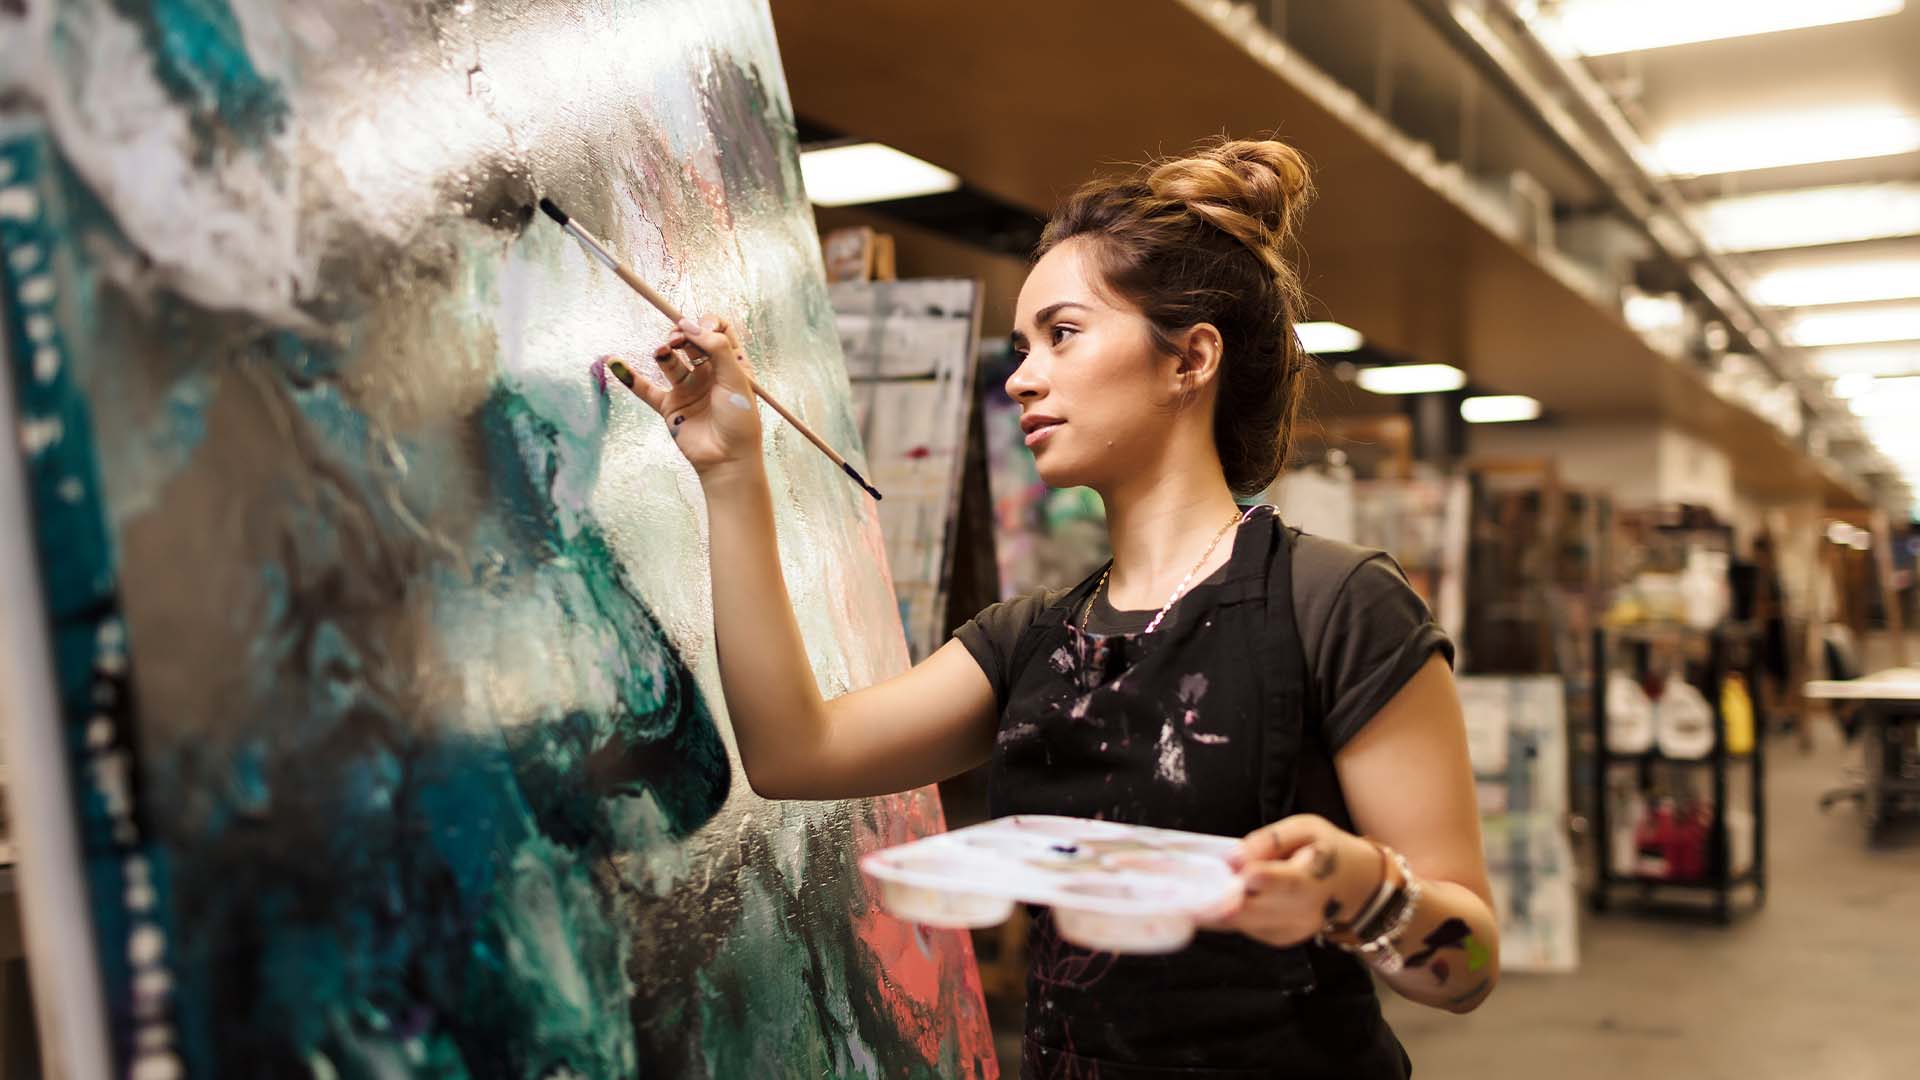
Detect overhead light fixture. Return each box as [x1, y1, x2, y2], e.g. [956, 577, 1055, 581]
[1645, 106, 1920, 178]
[799, 142, 961, 207]
[1356, 363, 1467, 395]
[1693, 182, 1920, 252]
[1294, 321, 1364, 354]
[1833, 373, 1876, 399]
[1747, 258, 1920, 307]
[1786, 304, 1920, 347]
[1535, 0, 1903, 56]
[1623, 291, 1687, 334]
[1460, 395, 1543, 423]
[1810, 345, 1920, 378]
[1847, 376, 1920, 418]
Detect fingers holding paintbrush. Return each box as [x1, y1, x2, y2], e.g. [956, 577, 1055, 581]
[599, 314, 766, 477]
[543, 196, 881, 499]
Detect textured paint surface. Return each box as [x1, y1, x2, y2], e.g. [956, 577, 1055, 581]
[0, 1, 992, 1075]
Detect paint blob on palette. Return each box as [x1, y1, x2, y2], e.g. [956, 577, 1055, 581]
[862, 816, 1245, 954]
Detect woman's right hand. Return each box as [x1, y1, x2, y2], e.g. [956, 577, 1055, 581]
[605, 314, 764, 480]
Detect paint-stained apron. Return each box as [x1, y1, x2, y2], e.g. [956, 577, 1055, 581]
[988, 506, 1412, 1079]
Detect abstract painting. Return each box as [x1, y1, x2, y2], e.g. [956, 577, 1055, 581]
[834, 277, 983, 661]
[0, 0, 993, 1075]
[1456, 676, 1579, 973]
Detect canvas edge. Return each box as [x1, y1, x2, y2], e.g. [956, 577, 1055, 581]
[0, 246, 114, 1079]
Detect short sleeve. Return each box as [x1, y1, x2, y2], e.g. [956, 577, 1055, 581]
[953, 589, 1064, 713]
[1293, 544, 1455, 752]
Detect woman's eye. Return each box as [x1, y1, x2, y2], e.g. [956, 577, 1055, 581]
[1050, 325, 1077, 346]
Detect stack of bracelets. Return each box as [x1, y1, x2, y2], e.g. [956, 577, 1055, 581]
[1318, 841, 1424, 975]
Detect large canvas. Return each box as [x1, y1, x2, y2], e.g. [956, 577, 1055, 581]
[0, 0, 993, 1075]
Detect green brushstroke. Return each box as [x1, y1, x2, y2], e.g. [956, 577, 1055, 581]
[109, 0, 289, 144]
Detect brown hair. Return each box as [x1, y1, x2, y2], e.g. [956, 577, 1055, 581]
[1036, 138, 1315, 497]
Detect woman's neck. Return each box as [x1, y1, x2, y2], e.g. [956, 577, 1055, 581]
[1099, 469, 1244, 611]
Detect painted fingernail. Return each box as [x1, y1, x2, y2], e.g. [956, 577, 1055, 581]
[606, 359, 636, 388]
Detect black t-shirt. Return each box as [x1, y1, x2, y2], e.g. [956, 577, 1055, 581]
[955, 531, 1454, 755]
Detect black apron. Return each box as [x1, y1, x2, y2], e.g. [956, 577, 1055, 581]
[988, 507, 1411, 1079]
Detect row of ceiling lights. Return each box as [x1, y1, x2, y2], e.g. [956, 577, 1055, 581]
[1521, 0, 1920, 502]
[792, 6, 1912, 464]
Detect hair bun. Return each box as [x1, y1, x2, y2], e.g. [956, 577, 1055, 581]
[1146, 138, 1314, 274]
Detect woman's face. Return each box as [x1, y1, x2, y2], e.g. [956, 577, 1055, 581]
[1006, 240, 1192, 492]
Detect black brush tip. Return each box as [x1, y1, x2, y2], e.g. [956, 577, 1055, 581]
[538, 198, 569, 227]
[842, 462, 883, 501]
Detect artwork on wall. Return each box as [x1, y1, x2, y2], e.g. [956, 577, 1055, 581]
[0, 0, 993, 1075]
[833, 278, 984, 662]
[978, 345, 1110, 600]
[1456, 675, 1580, 974]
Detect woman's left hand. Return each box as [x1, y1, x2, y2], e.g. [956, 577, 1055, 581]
[1200, 814, 1384, 949]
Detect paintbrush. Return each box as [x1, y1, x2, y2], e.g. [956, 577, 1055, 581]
[537, 198, 882, 501]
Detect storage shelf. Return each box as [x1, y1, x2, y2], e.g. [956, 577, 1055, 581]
[1590, 626, 1768, 926]
[1605, 869, 1762, 892]
[1604, 750, 1756, 767]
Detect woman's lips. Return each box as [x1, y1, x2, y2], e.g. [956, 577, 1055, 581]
[1024, 420, 1064, 448]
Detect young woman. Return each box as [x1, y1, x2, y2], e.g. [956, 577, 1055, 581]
[616, 138, 1497, 1078]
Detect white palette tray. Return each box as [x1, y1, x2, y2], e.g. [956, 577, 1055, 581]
[860, 815, 1244, 954]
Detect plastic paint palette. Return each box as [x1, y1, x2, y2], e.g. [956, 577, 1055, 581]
[860, 815, 1244, 954]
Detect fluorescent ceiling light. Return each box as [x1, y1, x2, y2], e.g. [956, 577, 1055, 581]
[1833, 373, 1876, 399]
[1693, 183, 1920, 253]
[1623, 292, 1687, 333]
[1747, 259, 1920, 307]
[1645, 106, 1920, 178]
[1536, 0, 1903, 56]
[1810, 345, 1920, 378]
[1786, 304, 1920, 347]
[1847, 376, 1920, 418]
[799, 142, 961, 207]
[1460, 395, 1543, 423]
[1356, 364, 1467, 395]
[1295, 321, 1364, 354]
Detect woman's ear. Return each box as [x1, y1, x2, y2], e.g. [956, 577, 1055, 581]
[1176, 322, 1225, 392]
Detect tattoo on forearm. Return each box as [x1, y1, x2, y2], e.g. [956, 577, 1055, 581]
[1446, 977, 1492, 1009]
[1310, 845, 1337, 881]
[1403, 918, 1491, 978]
[1323, 897, 1341, 923]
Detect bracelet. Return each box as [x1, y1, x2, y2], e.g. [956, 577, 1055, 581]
[1350, 853, 1423, 975]
[1319, 847, 1423, 975]
[1332, 840, 1395, 938]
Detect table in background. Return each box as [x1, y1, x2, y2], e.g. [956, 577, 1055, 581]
[1803, 668, 1920, 842]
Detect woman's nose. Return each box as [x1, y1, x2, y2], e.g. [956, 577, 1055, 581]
[1004, 356, 1044, 400]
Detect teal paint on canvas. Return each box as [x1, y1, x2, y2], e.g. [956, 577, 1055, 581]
[0, 1, 995, 1075]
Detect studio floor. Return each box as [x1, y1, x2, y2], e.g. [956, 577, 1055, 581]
[1383, 718, 1920, 1079]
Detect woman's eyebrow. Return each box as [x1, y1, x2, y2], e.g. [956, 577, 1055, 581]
[1011, 301, 1093, 347]
[1034, 301, 1091, 324]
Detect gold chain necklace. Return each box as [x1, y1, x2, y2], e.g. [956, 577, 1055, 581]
[1080, 507, 1251, 636]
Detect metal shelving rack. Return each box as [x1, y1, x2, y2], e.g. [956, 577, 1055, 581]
[1589, 624, 1768, 924]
